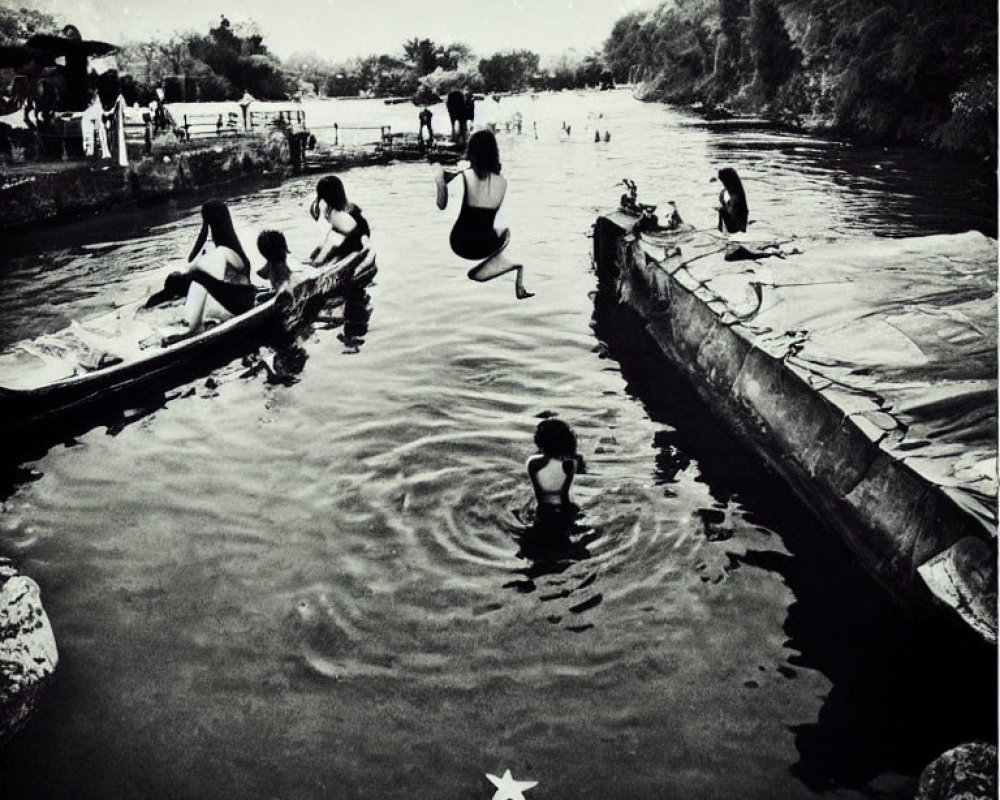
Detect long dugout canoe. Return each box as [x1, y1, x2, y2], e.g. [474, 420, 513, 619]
[593, 211, 997, 643]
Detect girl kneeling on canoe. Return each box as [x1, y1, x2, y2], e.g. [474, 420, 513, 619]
[434, 129, 532, 299]
[147, 200, 254, 345]
[309, 176, 371, 267]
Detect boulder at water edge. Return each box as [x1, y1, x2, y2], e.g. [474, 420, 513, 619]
[0, 557, 58, 747]
[917, 742, 997, 800]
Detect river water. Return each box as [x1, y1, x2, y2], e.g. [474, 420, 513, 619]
[0, 90, 995, 800]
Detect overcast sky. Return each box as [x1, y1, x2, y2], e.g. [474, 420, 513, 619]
[18, 0, 661, 61]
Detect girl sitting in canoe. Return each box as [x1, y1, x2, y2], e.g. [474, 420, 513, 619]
[309, 176, 371, 267]
[434, 129, 533, 299]
[146, 200, 255, 345]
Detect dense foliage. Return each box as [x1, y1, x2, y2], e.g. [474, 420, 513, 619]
[604, 0, 997, 155]
[3, 2, 992, 155]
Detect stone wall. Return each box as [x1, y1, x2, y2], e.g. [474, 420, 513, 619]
[0, 136, 289, 233]
[592, 213, 997, 643]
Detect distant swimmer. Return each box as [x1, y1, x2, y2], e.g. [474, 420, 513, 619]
[716, 167, 749, 233]
[434, 129, 533, 300]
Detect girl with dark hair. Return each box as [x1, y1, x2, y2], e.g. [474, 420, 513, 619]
[434, 129, 533, 299]
[717, 167, 749, 233]
[526, 418, 586, 509]
[146, 200, 255, 345]
[309, 175, 371, 266]
[256, 229, 292, 292]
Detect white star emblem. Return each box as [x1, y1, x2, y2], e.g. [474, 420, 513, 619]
[486, 768, 538, 800]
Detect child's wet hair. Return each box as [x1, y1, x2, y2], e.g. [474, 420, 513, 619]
[257, 229, 289, 261]
[534, 418, 577, 458]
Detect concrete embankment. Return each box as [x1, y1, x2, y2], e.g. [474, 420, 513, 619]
[593, 212, 998, 643]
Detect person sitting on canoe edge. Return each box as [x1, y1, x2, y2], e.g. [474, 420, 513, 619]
[256, 229, 293, 299]
[145, 200, 255, 346]
[716, 166, 749, 234]
[434, 128, 533, 300]
[309, 175, 370, 267]
[527, 418, 586, 526]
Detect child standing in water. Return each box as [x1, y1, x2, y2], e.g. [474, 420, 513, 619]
[527, 418, 586, 511]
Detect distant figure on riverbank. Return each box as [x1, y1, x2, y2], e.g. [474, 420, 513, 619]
[717, 167, 748, 233]
[256, 229, 292, 293]
[527, 418, 586, 513]
[309, 175, 371, 266]
[418, 107, 434, 147]
[446, 89, 474, 143]
[147, 200, 254, 345]
[434, 129, 532, 299]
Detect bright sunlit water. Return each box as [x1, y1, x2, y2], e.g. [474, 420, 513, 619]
[0, 91, 995, 800]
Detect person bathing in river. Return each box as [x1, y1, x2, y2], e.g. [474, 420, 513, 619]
[716, 167, 749, 234]
[309, 175, 371, 267]
[527, 418, 586, 515]
[146, 200, 255, 345]
[256, 230, 293, 296]
[434, 129, 533, 299]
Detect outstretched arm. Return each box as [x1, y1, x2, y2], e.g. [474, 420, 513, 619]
[434, 164, 460, 210]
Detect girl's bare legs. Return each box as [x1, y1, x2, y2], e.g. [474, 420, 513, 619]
[466, 231, 534, 299]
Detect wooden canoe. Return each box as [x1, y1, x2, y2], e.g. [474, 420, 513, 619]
[0, 248, 376, 443]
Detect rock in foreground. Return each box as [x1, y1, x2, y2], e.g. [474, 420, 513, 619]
[0, 558, 58, 747]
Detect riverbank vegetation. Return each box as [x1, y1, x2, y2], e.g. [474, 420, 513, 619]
[2, 2, 993, 156]
[0, 6, 608, 112]
[604, 0, 997, 157]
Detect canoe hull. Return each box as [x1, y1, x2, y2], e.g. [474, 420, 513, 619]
[0, 248, 375, 449]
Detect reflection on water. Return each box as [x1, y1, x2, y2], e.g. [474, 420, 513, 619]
[593, 292, 998, 792]
[0, 91, 995, 800]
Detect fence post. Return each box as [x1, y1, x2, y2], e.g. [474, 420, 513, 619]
[334, 123, 338, 146]
[184, 115, 190, 140]
[216, 114, 223, 137]
[145, 119, 152, 154]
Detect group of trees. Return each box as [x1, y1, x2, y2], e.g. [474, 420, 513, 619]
[117, 15, 288, 102]
[603, 0, 996, 155]
[3, 2, 993, 154]
[286, 39, 609, 99]
[0, 4, 613, 112]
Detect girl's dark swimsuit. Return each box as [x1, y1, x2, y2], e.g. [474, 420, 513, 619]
[336, 206, 371, 257]
[449, 173, 505, 260]
[145, 271, 254, 315]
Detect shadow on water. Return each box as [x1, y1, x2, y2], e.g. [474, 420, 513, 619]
[500, 502, 604, 633]
[590, 277, 997, 792]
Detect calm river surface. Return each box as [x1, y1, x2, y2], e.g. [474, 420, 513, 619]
[0, 90, 995, 800]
